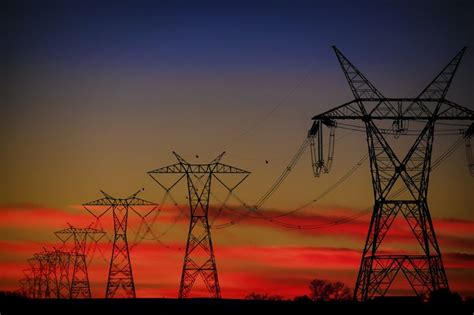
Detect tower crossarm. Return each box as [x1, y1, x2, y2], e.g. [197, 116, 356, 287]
[147, 163, 250, 174]
[311, 98, 474, 122]
[83, 197, 157, 207]
[54, 225, 105, 244]
[82, 190, 158, 221]
[212, 163, 250, 174]
[147, 163, 190, 174]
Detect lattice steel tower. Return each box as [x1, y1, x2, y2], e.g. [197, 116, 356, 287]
[55, 224, 105, 298]
[308, 47, 473, 301]
[83, 190, 157, 298]
[148, 152, 250, 298]
[32, 251, 54, 299]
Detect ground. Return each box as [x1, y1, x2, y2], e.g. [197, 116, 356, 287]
[0, 296, 473, 315]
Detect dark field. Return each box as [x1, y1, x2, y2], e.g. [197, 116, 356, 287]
[1, 296, 473, 315]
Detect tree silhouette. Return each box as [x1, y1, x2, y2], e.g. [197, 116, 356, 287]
[429, 288, 462, 305]
[331, 281, 351, 300]
[309, 279, 351, 302]
[245, 292, 284, 301]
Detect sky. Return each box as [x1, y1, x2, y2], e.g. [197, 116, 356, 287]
[1, 0, 474, 299]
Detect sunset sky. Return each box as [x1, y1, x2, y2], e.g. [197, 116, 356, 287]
[2, 0, 473, 299]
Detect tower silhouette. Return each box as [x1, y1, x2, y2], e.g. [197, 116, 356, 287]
[32, 251, 53, 298]
[22, 249, 71, 299]
[148, 152, 250, 298]
[53, 249, 72, 299]
[308, 46, 473, 300]
[83, 189, 157, 298]
[55, 224, 105, 298]
[26, 258, 41, 298]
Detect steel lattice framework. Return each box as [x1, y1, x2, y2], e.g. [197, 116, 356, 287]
[22, 249, 72, 299]
[83, 190, 157, 298]
[54, 249, 72, 299]
[309, 46, 474, 301]
[148, 152, 250, 298]
[32, 251, 55, 298]
[55, 224, 105, 298]
[25, 258, 41, 298]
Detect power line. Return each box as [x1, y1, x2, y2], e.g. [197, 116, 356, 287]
[205, 59, 318, 153]
[212, 134, 464, 230]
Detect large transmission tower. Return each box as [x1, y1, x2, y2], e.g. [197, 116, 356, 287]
[55, 224, 105, 298]
[148, 152, 250, 298]
[308, 46, 473, 301]
[83, 189, 158, 298]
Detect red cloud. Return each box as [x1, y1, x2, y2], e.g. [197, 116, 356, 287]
[0, 204, 96, 230]
[1, 239, 473, 298]
[216, 245, 361, 270]
[1, 203, 473, 298]
[210, 205, 474, 248]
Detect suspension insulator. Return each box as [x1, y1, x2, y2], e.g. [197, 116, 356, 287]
[308, 120, 336, 177]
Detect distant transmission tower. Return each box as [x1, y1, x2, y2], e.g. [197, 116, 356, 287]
[148, 152, 250, 298]
[26, 258, 41, 298]
[55, 224, 105, 298]
[83, 189, 157, 298]
[51, 248, 72, 299]
[308, 46, 473, 301]
[23, 248, 71, 299]
[19, 274, 32, 298]
[32, 251, 53, 298]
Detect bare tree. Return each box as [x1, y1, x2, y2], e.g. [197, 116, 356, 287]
[309, 279, 351, 302]
[309, 279, 330, 301]
[331, 281, 351, 300]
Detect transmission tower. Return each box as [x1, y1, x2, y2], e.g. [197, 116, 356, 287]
[55, 224, 105, 298]
[83, 189, 158, 298]
[29, 255, 50, 298]
[18, 275, 32, 298]
[26, 258, 41, 298]
[40, 250, 58, 298]
[22, 248, 71, 299]
[308, 46, 473, 301]
[51, 248, 72, 299]
[148, 152, 250, 298]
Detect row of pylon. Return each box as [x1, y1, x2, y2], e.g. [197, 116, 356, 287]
[20, 248, 72, 299]
[18, 46, 472, 301]
[18, 152, 247, 300]
[19, 189, 158, 299]
[19, 224, 105, 299]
